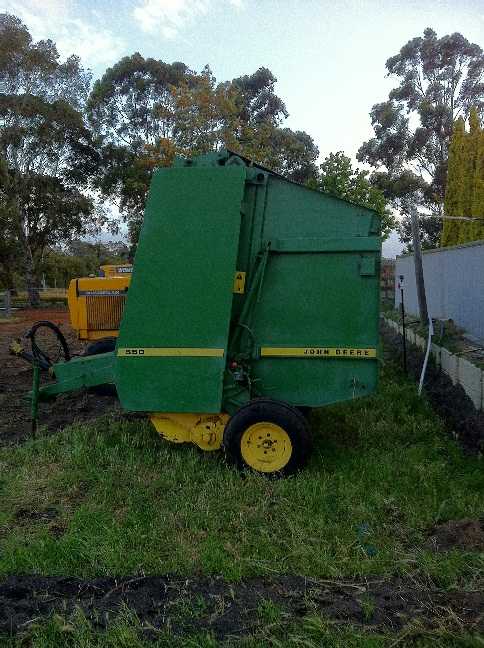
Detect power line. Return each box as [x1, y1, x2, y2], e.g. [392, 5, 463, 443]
[417, 214, 484, 222]
[441, 215, 484, 221]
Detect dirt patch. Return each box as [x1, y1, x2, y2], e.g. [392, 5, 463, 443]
[0, 308, 119, 447]
[0, 574, 482, 639]
[427, 519, 484, 552]
[14, 506, 58, 523]
[380, 323, 484, 455]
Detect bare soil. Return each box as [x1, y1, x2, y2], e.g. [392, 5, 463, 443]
[427, 519, 484, 552]
[0, 308, 119, 446]
[0, 574, 482, 640]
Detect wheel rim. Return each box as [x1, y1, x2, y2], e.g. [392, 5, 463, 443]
[240, 421, 292, 472]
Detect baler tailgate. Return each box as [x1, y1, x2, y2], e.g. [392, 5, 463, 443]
[115, 166, 246, 413]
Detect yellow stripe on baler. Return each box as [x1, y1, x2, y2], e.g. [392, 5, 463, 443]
[260, 347, 377, 358]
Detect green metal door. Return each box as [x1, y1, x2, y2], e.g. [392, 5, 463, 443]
[116, 166, 246, 412]
[249, 248, 380, 406]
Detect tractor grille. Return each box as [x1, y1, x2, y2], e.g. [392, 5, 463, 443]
[86, 295, 126, 331]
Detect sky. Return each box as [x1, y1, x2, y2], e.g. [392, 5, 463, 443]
[2, 0, 483, 256]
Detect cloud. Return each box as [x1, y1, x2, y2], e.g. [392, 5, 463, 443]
[3, 0, 125, 68]
[133, 0, 209, 36]
[56, 18, 125, 68]
[132, 0, 243, 36]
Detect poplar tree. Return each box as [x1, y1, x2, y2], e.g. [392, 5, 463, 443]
[442, 118, 466, 246]
[469, 110, 484, 241]
[442, 109, 484, 246]
[458, 109, 479, 243]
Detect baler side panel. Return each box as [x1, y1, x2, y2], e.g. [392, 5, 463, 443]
[262, 176, 379, 240]
[248, 176, 381, 407]
[250, 253, 380, 406]
[115, 166, 246, 413]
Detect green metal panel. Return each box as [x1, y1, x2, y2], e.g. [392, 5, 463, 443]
[247, 252, 380, 406]
[269, 237, 380, 253]
[229, 172, 381, 410]
[38, 352, 116, 399]
[115, 165, 246, 412]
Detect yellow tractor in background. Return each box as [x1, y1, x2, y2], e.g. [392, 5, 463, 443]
[67, 264, 132, 359]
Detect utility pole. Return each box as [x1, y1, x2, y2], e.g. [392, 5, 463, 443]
[398, 275, 407, 374]
[410, 207, 429, 325]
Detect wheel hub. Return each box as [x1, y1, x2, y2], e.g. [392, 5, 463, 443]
[240, 421, 292, 472]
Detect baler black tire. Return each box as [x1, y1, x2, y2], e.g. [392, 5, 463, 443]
[223, 398, 312, 476]
[83, 338, 117, 397]
[84, 338, 116, 356]
[297, 406, 312, 420]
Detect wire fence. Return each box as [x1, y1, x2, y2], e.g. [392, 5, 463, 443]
[0, 288, 67, 316]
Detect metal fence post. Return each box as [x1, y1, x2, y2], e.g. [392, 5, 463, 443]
[4, 289, 11, 317]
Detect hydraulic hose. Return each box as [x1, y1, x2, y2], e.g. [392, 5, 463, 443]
[418, 315, 434, 396]
[26, 320, 71, 369]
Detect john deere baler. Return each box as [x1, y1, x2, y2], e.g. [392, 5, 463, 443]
[33, 150, 381, 475]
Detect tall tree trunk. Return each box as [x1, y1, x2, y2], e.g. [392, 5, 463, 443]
[18, 206, 40, 307]
[410, 207, 429, 325]
[25, 254, 40, 307]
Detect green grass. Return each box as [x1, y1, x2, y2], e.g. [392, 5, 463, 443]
[0, 361, 482, 584]
[257, 598, 283, 624]
[3, 608, 482, 647]
[1, 356, 483, 646]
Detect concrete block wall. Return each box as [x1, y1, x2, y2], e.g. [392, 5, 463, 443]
[382, 316, 483, 411]
[459, 358, 483, 410]
[395, 240, 484, 342]
[440, 348, 458, 384]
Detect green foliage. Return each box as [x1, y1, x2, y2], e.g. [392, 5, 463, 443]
[0, 13, 97, 303]
[358, 28, 484, 249]
[40, 240, 130, 288]
[230, 66, 288, 126]
[88, 56, 319, 245]
[315, 152, 394, 238]
[442, 118, 466, 246]
[257, 598, 283, 623]
[240, 124, 319, 185]
[359, 594, 376, 622]
[442, 109, 484, 246]
[472, 117, 484, 240]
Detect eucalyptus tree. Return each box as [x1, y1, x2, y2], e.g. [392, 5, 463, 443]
[316, 151, 394, 239]
[89, 58, 319, 245]
[86, 53, 192, 242]
[358, 28, 484, 249]
[0, 14, 96, 304]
